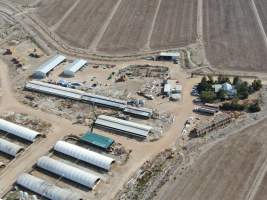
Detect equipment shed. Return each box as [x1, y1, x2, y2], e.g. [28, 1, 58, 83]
[94, 115, 152, 138]
[63, 59, 87, 77]
[16, 173, 82, 200]
[0, 138, 23, 157]
[54, 141, 115, 171]
[33, 55, 66, 79]
[37, 156, 100, 189]
[80, 132, 114, 150]
[0, 119, 41, 142]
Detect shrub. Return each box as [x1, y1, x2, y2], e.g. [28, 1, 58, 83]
[200, 90, 217, 103]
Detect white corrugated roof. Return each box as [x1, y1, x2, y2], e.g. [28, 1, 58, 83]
[95, 115, 152, 138]
[160, 52, 180, 57]
[33, 55, 66, 78]
[0, 119, 41, 142]
[37, 156, 100, 188]
[17, 173, 82, 200]
[54, 141, 115, 170]
[64, 59, 87, 75]
[0, 138, 23, 157]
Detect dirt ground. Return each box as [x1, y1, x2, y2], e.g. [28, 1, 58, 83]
[203, 0, 267, 72]
[154, 117, 267, 200]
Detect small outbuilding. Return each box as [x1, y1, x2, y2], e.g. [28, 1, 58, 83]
[33, 55, 66, 79]
[80, 132, 114, 150]
[63, 59, 87, 77]
[16, 173, 82, 200]
[37, 156, 100, 189]
[0, 119, 41, 142]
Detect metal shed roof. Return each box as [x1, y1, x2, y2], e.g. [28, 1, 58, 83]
[63, 59, 87, 77]
[94, 115, 152, 138]
[16, 173, 82, 200]
[37, 156, 100, 189]
[160, 52, 180, 57]
[33, 55, 66, 78]
[0, 138, 23, 157]
[25, 81, 82, 100]
[81, 94, 127, 109]
[123, 106, 153, 118]
[54, 141, 115, 171]
[80, 132, 114, 150]
[0, 119, 41, 142]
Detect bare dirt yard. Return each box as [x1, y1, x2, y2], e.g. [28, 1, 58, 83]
[154, 117, 267, 200]
[203, 0, 267, 72]
[150, 0, 198, 50]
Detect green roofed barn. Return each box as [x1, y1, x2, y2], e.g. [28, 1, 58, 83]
[80, 132, 114, 150]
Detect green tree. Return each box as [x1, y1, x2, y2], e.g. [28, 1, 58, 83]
[197, 76, 213, 93]
[200, 91, 217, 103]
[218, 75, 230, 84]
[247, 102, 261, 113]
[251, 80, 262, 91]
[217, 89, 227, 100]
[236, 82, 249, 99]
[233, 76, 241, 86]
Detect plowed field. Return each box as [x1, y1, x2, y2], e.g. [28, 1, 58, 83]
[203, 0, 267, 72]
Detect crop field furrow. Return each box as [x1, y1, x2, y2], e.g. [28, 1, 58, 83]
[96, 0, 159, 54]
[203, 0, 267, 72]
[54, 0, 119, 49]
[150, 0, 198, 50]
[35, 0, 76, 27]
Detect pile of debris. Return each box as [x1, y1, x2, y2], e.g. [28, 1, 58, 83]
[190, 112, 233, 138]
[118, 65, 169, 79]
[116, 149, 182, 200]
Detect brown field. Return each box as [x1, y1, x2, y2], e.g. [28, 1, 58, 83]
[96, 0, 159, 54]
[55, 0, 119, 49]
[255, 0, 267, 34]
[203, 0, 267, 72]
[150, 0, 198, 50]
[34, 0, 198, 55]
[35, 0, 76, 27]
[155, 118, 267, 200]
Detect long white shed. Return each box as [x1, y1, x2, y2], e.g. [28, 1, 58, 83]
[0, 119, 41, 142]
[63, 59, 87, 77]
[37, 156, 100, 189]
[16, 173, 82, 200]
[94, 115, 152, 138]
[33, 55, 66, 79]
[0, 138, 23, 157]
[54, 141, 115, 170]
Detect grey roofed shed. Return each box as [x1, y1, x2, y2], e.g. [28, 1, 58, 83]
[94, 115, 152, 138]
[33, 55, 66, 79]
[63, 59, 87, 77]
[16, 173, 82, 200]
[0, 119, 41, 142]
[0, 138, 23, 157]
[123, 106, 153, 118]
[37, 156, 100, 189]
